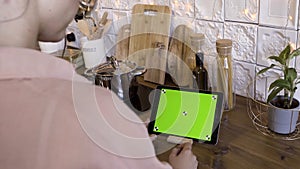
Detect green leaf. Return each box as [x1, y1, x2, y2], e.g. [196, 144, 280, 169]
[257, 64, 276, 75]
[267, 87, 283, 103]
[279, 44, 291, 60]
[286, 68, 297, 82]
[269, 79, 291, 91]
[289, 48, 300, 60]
[268, 56, 285, 65]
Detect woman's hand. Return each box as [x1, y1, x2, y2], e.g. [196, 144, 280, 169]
[144, 118, 157, 141]
[169, 142, 198, 169]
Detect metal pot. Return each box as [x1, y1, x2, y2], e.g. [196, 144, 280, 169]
[87, 57, 146, 101]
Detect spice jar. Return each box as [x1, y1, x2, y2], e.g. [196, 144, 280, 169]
[216, 39, 235, 111]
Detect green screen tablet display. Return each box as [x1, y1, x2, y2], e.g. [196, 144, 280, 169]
[148, 86, 223, 143]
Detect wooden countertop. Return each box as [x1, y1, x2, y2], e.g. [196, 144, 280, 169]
[76, 66, 300, 169]
[155, 96, 300, 169]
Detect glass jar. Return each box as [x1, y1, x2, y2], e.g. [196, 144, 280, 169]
[216, 39, 235, 111]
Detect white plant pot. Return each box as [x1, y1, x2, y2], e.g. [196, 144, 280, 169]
[268, 96, 300, 134]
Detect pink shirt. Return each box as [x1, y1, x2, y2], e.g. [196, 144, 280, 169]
[0, 47, 171, 169]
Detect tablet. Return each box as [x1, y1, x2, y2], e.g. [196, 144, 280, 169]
[148, 86, 224, 145]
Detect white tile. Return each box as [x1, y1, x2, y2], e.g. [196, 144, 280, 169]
[94, 0, 102, 13]
[224, 0, 259, 23]
[195, 20, 224, 56]
[224, 22, 258, 63]
[171, 16, 195, 33]
[103, 34, 117, 56]
[298, 3, 300, 29]
[294, 32, 300, 100]
[100, 0, 130, 10]
[294, 82, 300, 101]
[129, 0, 170, 8]
[259, 0, 299, 30]
[100, 0, 115, 9]
[233, 61, 256, 97]
[296, 55, 300, 72]
[109, 10, 131, 35]
[256, 26, 297, 67]
[296, 31, 300, 71]
[195, 0, 224, 22]
[170, 0, 195, 17]
[255, 66, 282, 102]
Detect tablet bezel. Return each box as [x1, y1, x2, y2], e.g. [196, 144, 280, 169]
[148, 85, 224, 145]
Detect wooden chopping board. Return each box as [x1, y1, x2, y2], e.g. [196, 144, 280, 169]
[128, 4, 171, 85]
[115, 24, 131, 60]
[168, 24, 195, 87]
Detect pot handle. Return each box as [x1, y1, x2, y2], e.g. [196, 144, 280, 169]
[84, 67, 94, 77]
[132, 66, 147, 76]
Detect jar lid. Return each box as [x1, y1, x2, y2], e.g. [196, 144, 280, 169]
[216, 39, 232, 47]
[216, 39, 232, 55]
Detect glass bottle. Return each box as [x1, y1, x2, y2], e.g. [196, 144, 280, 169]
[216, 39, 235, 111]
[190, 33, 208, 90]
[193, 52, 208, 90]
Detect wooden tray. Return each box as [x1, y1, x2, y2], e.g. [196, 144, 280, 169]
[128, 4, 171, 85]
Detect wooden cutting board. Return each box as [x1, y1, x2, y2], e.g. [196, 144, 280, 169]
[115, 24, 131, 60]
[168, 24, 195, 87]
[128, 4, 171, 84]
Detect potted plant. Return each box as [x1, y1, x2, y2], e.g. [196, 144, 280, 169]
[257, 43, 300, 134]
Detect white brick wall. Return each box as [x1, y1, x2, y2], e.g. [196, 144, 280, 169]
[71, 0, 300, 101]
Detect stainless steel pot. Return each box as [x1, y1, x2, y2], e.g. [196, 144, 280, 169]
[86, 57, 146, 101]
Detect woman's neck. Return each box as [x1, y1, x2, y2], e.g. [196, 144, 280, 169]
[0, 26, 39, 49]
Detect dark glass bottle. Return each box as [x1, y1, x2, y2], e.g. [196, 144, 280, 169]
[193, 52, 208, 90]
